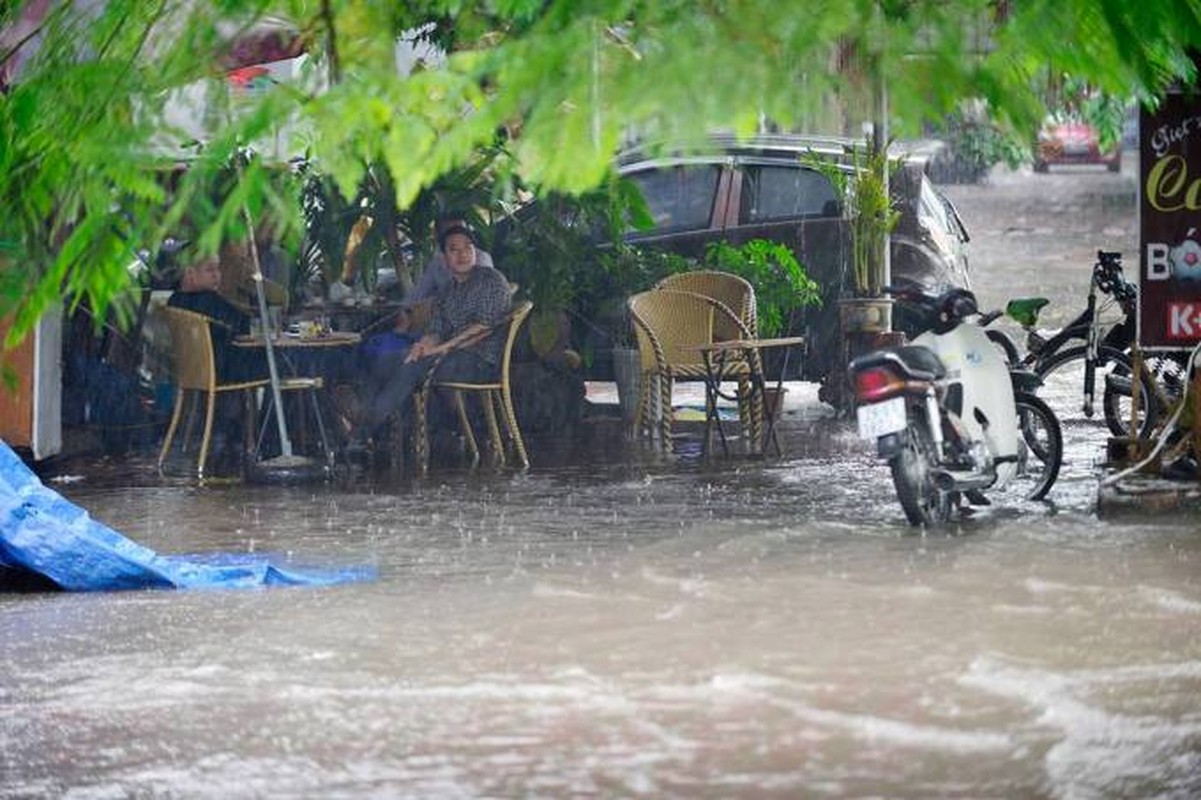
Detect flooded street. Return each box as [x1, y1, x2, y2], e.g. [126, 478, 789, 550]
[5, 158, 1201, 798]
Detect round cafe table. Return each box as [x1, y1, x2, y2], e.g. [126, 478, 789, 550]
[232, 331, 364, 463]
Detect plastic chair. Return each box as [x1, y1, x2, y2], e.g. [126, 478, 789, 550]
[655, 270, 758, 337]
[413, 300, 534, 472]
[157, 307, 328, 481]
[628, 289, 762, 449]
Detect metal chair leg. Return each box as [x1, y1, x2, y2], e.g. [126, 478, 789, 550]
[198, 392, 217, 482]
[659, 373, 673, 449]
[307, 388, 333, 470]
[481, 390, 504, 467]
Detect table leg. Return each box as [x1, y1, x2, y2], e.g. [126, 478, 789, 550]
[705, 349, 734, 457]
[757, 346, 790, 457]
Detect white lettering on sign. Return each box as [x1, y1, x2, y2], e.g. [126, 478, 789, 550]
[1147, 243, 1172, 280]
[1166, 302, 1201, 339]
[1149, 116, 1201, 158]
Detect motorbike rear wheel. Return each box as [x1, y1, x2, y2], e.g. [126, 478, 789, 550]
[889, 419, 954, 527]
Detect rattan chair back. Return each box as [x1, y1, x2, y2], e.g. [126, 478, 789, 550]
[655, 270, 758, 337]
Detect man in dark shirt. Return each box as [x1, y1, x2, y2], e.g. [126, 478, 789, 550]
[357, 225, 511, 442]
[167, 254, 266, 382]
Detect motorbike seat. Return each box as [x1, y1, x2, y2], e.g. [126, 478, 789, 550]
[893, 346, 946, 381]
[850, 346, 946, 383]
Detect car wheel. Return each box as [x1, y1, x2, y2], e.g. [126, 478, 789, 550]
[1107, 159, 1121, 173]
[1033, 160, 1049, 173]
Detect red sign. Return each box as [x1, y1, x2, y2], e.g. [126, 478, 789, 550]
[1139, 92, 1201, 349]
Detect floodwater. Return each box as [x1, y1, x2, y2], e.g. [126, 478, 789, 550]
[4, 159, 1201, 798]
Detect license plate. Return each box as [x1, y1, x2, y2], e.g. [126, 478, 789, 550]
[856, 397, 908, 439]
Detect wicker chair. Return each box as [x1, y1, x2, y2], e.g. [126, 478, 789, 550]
[628, 289, 762, 449]
[157, 306, 325, 481]
[655, 270, 758, 337]
[413, 300, 534, 473]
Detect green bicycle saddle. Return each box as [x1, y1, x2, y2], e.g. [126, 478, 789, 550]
[1005, 297, 1051, 328]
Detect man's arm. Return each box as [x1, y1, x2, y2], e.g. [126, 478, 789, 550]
[426, 322, 491, 357]
[404, 332, 442, 363]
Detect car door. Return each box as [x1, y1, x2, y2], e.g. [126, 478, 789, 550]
[723, 158, 847, 291]
[620, 158, 735, 260]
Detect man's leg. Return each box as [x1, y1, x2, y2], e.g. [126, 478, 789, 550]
[431, 349, 496, 383]
[362, 355, 437, 436]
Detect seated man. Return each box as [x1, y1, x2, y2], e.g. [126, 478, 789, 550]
[167, 253, 266, 383]
[403, 214, 495, 328]
[353, 225, 510, 447]
[166, 253, 270, 460]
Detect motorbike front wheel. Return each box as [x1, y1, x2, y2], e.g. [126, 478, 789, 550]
[889, 419, 954, 527]
[1012, 392, 1063, 500]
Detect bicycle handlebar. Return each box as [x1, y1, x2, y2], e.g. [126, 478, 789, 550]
[1092, 250, 1137, 311]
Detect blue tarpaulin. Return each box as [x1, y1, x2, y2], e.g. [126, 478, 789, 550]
[0, 441, 375, 591]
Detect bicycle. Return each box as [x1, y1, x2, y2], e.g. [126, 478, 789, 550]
[983, 250, 1183, 442]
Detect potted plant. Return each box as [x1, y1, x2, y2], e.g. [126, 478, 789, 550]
[491, 193, 590, 364]
[806, 140, 900, 333]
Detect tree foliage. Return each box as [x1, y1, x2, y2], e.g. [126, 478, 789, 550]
[4, 0, 1201, 349]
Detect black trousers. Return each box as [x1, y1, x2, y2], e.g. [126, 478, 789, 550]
[365, 349, 496, 434]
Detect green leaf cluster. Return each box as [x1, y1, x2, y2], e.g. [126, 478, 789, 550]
[702, 239, 821, 338]
[6, 0, 1201, 354]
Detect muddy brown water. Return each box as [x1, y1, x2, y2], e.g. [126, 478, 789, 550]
[4, 158, 1201, 798]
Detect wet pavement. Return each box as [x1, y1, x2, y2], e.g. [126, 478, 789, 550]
[4, 156, 1201, 798]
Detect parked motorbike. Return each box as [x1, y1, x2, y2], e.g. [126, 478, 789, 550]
[850, 286, 1063, 526]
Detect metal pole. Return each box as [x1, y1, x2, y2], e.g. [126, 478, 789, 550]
[873, 34, 890, 293]
[242, 202, 294, 459]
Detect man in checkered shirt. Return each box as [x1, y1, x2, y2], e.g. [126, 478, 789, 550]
[355, 225, 511, 444]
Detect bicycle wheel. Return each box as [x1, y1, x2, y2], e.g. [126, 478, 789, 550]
[1102, 351, 1183, 437]
[1011, 392, 1062, 500]
[1034, 345, 1155, 440]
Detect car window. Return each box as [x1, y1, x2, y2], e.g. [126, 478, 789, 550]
[738, 165, 840, 223]
[625, 165, 721, 234]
